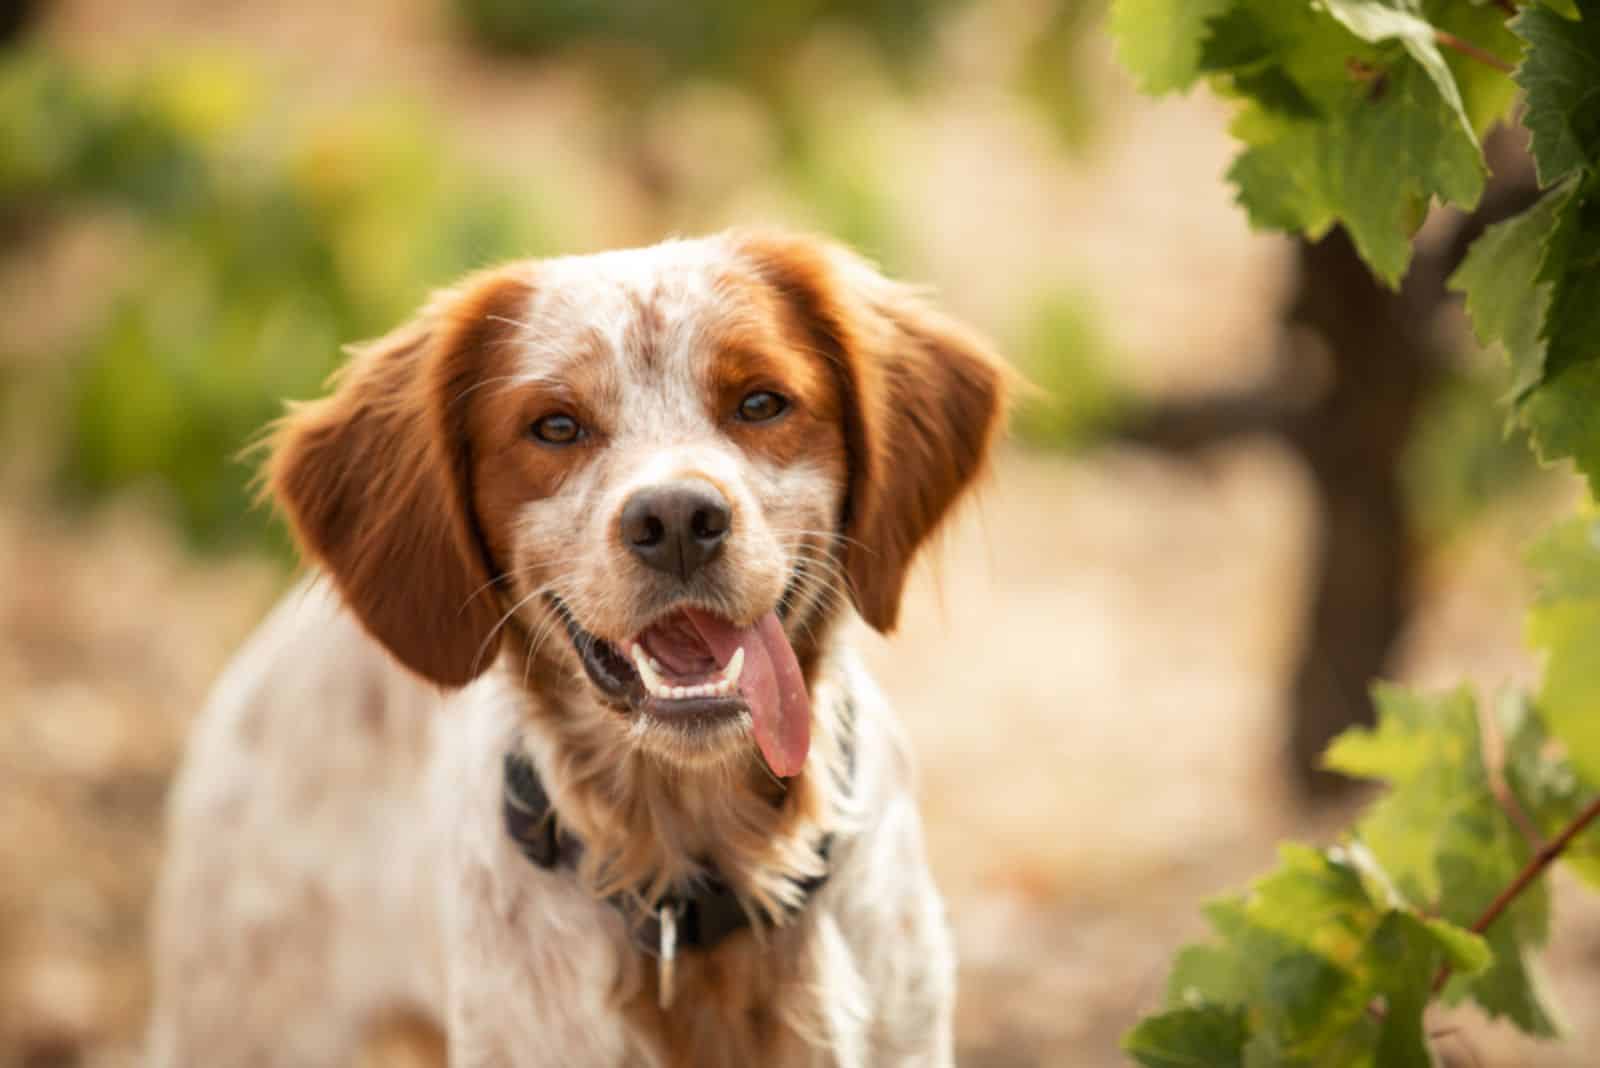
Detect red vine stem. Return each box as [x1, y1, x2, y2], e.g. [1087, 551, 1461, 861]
[1436, 30, 1515, 74]
[1494, 0, 1518, 15]
[1431, 792, 1600, 995]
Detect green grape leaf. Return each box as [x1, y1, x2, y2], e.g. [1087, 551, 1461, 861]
[1521, 359, 1600, 488]
[1133, 844, 1488, 1064]
[1416, 913, 1493, 977]
[1368, 911, 1485, 1068]
[1222, 45, 1485, 285]
[1449, 185, 1575, 398]
[1117, 0, 1498, 285]
[1109, 0, 1234, 93]
[1124, 1005, 1248, 1068]
[1167, 941, 1251, 1008]
[1322, 0, 1477, 142]
[1513, 0, 1600, 186]
[1516, 177, 1600, 491]
[1326, 685, 1559, 1035]
[1539, 175, 1600, 385]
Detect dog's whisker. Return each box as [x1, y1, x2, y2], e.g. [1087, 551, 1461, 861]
[766, 526, 876, 555]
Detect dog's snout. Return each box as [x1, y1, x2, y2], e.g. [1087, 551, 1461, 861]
[620, 480, 731, 582]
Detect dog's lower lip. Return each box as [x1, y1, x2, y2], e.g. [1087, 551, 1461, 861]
[643, 694, 745, 728]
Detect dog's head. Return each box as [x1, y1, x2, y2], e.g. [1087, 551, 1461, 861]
[268, 232, 1005, 776]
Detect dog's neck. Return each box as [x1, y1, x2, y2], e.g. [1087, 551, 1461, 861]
[502, 628, 854, 922]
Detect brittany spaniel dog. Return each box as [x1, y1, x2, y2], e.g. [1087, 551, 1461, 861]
[147, 231, 1007, 1067]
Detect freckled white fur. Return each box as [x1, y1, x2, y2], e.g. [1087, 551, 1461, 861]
[147, 235, 959, 1067]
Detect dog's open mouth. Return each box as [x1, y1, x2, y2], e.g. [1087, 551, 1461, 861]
[552, 598, 812, 777]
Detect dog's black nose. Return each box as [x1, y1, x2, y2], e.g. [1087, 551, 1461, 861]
[620, 480, 731, 582]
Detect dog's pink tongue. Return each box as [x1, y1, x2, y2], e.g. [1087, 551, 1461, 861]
[682, 608, 811, 777]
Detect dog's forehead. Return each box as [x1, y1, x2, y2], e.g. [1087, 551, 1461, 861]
[508, 238, 780, 409]
[528, 238, 751, 347]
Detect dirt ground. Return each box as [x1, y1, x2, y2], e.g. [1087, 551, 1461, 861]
[5, 444, 1600, 1067]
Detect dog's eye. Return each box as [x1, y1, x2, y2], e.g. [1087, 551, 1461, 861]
[530, 413, 583, 445]
[736, 390, 789, 424]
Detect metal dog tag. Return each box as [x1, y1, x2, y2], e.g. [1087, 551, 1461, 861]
[657, 904, 678, 1009]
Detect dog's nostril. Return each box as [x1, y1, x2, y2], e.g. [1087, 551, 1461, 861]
[691, 505, 729, 542]
[635, 515, 666, 547]
[620, 480, 732, 581]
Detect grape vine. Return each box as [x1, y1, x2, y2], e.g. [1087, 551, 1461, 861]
[1111, 1, 1600, 1063]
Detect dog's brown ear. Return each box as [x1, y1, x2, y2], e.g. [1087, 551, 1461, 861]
[266, 270, 533, 686]
[736, 233, 1009, 633]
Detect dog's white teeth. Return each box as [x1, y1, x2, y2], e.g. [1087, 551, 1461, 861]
[720, 647, 745, 689]
[633, 644, 744, 703]
[632, 644, 670, 698]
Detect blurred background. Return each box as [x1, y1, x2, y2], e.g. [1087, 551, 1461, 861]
[1, 0, 1597, 1065]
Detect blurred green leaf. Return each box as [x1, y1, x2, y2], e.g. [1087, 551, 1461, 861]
[1133, 842, 1487, 1064]
[454, 0, 958, 87]
[1109, 0, 1232, 93]
[1, 51, 550, 550]
[1009, 291, 1125, 449]
[1401, 366, 1538, 542]
[1528, 516, 1600, 787]
[1124, 1004, 1247, 1068]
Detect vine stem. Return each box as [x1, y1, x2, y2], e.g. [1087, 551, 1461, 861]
[1435, 30, 1514, 74]
[1431, 792, 1600, 995]
[1494, 0, 1518, 15]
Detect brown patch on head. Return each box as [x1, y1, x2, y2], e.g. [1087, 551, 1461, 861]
[732, 231, 1009, 632]
[468, 320, 619, 574]
[702, 270, 847, 479]
[265, 267, 536, 687]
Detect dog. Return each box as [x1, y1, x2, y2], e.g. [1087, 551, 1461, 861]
[146, 230, 1007, 1067]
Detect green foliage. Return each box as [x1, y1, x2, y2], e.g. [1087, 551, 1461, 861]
[1401, 366, 1537, 541]
[1516, 0, 1600, 186]
[0, 52, 549, 549]
[1017, 1, 1106, 152]
[1327, 686, 1557, 1034]
[1447, 4, 1600, 498]
[454, 0, 958, 85]
[1450, 183, 1571, 399]
[1008, 291, 1126, 450]
[1111, 0, 1522, 285]
[1127, 842, 1488, 1066]
[1110, 0, 1231, 93]
[1113, 1, 1600, 1062]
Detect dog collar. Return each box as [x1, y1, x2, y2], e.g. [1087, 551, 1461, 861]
[501, 700, 852, 958]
